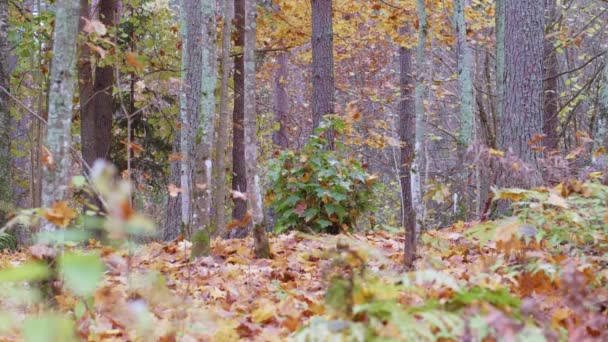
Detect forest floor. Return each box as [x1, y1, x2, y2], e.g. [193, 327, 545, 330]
[1, 222, 607, 341]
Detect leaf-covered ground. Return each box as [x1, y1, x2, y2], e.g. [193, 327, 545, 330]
[1, 218, 607, 341]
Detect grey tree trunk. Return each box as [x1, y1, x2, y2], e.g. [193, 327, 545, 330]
[455, 0, 473, 145]
[211, 0, 234, 237]
[179, 0, 204, 233]
[399, 41, 416, 269]
[543, 0, 559, 151]
[311, 0, 335, 149]
[0, 0, 12, 225]
[230, 0, 248, 238]
[42, 0, 81, 230]
[500, 0, 545, 177]
[273, 52, 289, 149]
[243, 0, 269, 258]
[495, 0, 505, 122]
[193, 0, 218, 238]
[412, 0, 428, 234]
[596, 55, 608, 151]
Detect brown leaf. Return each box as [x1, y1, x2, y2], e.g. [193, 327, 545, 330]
[44, 201, 77, 228]
[125, 52, 144, 70]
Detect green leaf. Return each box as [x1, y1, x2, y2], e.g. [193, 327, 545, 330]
[22, 314, 76, 342]
[59, 252, 104, 296]
[0, 262, 50, 283]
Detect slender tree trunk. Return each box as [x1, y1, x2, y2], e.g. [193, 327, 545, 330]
[179, 0, 204, 233]
[41, 0, 81, 229]
[596, 56, 608, 151]
[230, 0, 248, 238]
[454, 0, 474, 220]
[0, 0, 12, 225]
[543, 0, 559, 151]
[412, 0, 428, 233]
[273, 52, 289, 149]
[163, 133, 181, 241]
[193, 0, 218, 237]
[212, 0, 234, 237]
[399, 41, 416, 269]
[243, 0, 270, 258]
[500, 0, 545, 181]
[311, 0, 335, 149]
[495, 0, 505, 123]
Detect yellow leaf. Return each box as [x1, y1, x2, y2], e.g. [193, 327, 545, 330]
[489, 149, 504, 157]
[495, 189, 527, 202]
[252, 300, 275, 323]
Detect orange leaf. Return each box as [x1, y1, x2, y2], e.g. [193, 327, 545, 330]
[44, 201, 77, 228]
[226, 212, 252, 231]
[125, 52, 144, 70]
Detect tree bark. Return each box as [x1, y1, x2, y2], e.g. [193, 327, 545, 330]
[543, 0, 560, 151]
[42, 0, 81, 229]
[193, 0, 218, 237]
[0, 0, 12, 225]
[212, 0, 234, 237]
[455, 0, 473, 145]
[273, 52, 289, 149]
[399, 41, 416, 269]
[311, 0, 335, 149]
[500, 0, 545, 179]
[230, 0, 248, 238]
[163, 133, 182, 241]
[179, 0, 204, 233]
[243, 0, 270, 258]
[412, 0, 428, 234]
[495, 0, 505, 122]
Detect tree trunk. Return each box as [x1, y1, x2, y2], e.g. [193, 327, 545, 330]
[42, 0, 81, 229]
[311, 0, 335, 149]
[179, 0, 204, 233]
[243, 0, 270, 258]
[500, 0, 545, 180]
[230, 0, 248, 238]
[543, 0, 559, 151]
[212, 0, 234, 237]
[193, 0, 218, 236]
[412, 0, 428, 234]
[163, 133, 181, 241]
[399, 41, 416, 269]
[596, 56, 608, 152]
[0, 0, 12, 225]
[495, 0, 505, 122]
[273, 52, 289, 149]
[454, 0, 474, 221]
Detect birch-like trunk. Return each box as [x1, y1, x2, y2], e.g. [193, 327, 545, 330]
[244, 0, 269, 258]
[193, 0, 218, 236]
[211, 0, 234, 237]
[412, 0, 428, 234]
[41, 0, 81, 230]
[179, 0, 204, 233]
[0, 0, 12, 225]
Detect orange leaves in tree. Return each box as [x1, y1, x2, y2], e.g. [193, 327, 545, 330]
[226, 212, 252, 231]
[125, 51, 144, 70]
[44, 201, 77, 228]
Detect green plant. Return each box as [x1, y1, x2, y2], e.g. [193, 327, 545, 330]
[0, 230, 16, 251]
[267, 117, 380, 234]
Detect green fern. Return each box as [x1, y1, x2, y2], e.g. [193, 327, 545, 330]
[0, 231, 17, 251]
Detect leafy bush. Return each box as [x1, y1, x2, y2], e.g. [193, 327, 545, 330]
[267, 118, 380, 234]
[0, 231, 16, 251]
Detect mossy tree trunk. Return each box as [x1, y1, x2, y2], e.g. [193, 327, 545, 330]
[0, 0, 12, 225]
[41, 0, 81, 230]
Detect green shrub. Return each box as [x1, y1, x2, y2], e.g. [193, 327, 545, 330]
[267, 118, 380, 234]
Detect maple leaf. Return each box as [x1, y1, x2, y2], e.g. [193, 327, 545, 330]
[44, 201, 77, 228]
